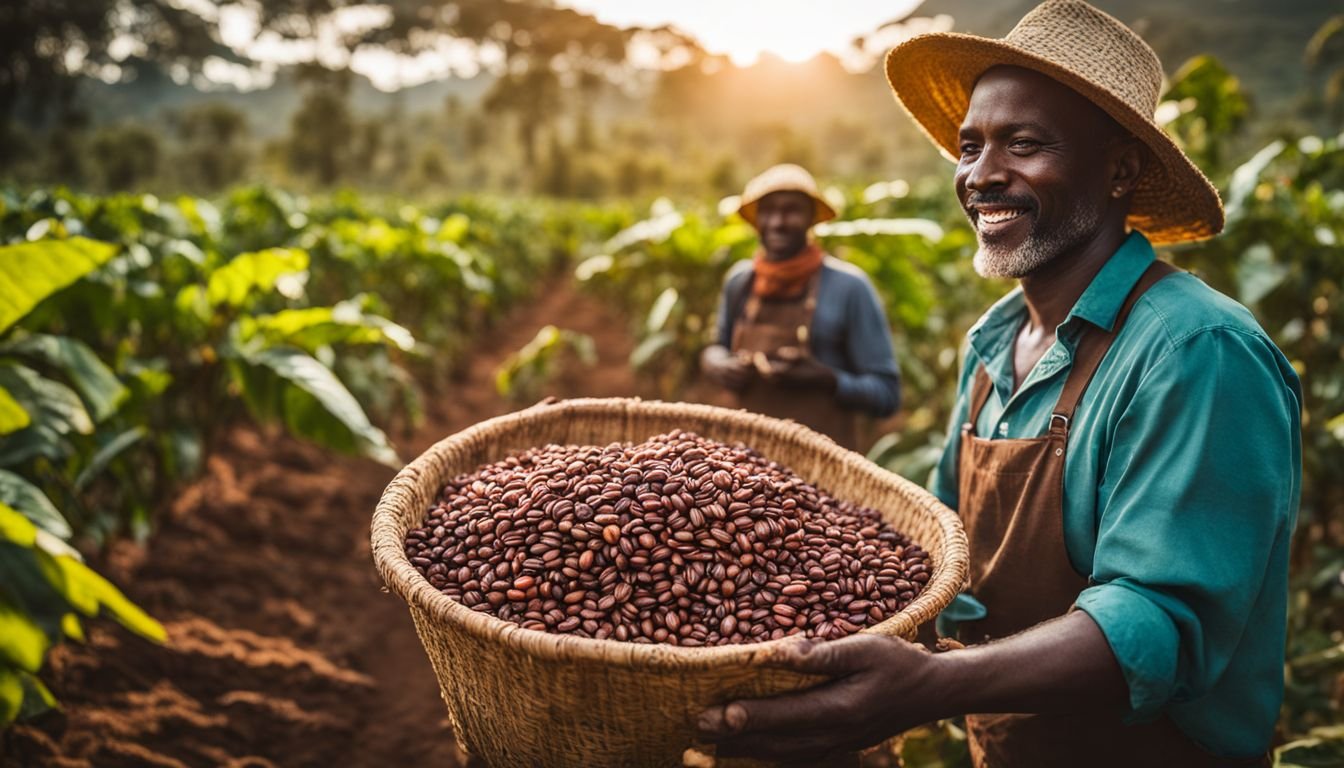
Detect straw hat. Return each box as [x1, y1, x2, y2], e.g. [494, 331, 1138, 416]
[884, 0, 1224, 244]
[736, 164, 837, 227]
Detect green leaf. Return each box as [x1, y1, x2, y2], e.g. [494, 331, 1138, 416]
[242, 303, 416, 353]
[0, 668, 22, 724]
[1238, 243, 1290, 306]
[206, 248, 308, 308]
[17, 672, 57, 720]
[0, 423, 66, 466]
[0, 363, 93, 436]
[646, 287, 680, 334]
[1, 334, 128, 422]
[630, 331, 676, 370]
[0, 598, 50, 673]
[0, 237, 119, 334]
[0, 470, 69, 540]
[1226, 141, 1286, 221]
[232, 346, 399, 467]
[73, 427, 146, 493]
[0, 502, 38, 547]
[0, 386, 30, 435]
[37, 552, 165, 642]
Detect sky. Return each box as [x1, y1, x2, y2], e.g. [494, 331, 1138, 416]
[559, 0, 926, 66]
[192, 0, 936, 91]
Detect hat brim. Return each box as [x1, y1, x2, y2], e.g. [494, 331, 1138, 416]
[885, 33, 1224, 245]
[738, 192, 837, 228]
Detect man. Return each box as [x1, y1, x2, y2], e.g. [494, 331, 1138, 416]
[696, 2, 1301, 766]
[700, 163, 901, 451]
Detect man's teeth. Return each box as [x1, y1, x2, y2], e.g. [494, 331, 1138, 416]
[979, 209, 1027, 224]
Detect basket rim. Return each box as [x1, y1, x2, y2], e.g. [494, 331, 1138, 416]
[371, 397, 968, 671]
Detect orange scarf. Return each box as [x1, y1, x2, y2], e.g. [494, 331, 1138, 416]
[751, 244, 824, 298]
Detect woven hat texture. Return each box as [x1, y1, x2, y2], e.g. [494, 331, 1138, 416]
[737, 163, 837, 227]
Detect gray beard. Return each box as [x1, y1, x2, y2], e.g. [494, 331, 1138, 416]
[973, 201, 1104, 278]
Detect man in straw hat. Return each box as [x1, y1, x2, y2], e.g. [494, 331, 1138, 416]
[697, 2, 1300, 765]
[700, 163, 901, 451]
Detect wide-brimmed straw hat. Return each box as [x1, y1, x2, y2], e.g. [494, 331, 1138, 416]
[884, 0, 1223, 244]
[736, 164, 837, 227]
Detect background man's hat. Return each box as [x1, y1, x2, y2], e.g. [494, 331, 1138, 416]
[884, 0, 1224, 244]
[736, 164, 837, 227]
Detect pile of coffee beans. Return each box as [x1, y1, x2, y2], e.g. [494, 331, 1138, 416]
[405, 430, 931, 646]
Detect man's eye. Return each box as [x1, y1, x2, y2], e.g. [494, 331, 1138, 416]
[959, 143, 980, 156]
[1010, 139, 1040, 151]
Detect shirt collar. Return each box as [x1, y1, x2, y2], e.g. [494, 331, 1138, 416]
[1065, 231, 1157, 333]
[966, 231, 1157, 366]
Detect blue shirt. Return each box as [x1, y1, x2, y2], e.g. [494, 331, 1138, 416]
[930, 233, 1302, 758]
[715, 256, 902, 417]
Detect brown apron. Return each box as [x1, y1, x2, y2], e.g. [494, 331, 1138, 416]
[730, 270, 860, 451]
[956, 260, 1266, 768]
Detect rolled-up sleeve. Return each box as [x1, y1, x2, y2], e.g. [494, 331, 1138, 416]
[1074, 327, 1300, 724]
[833, 277, 902, 417]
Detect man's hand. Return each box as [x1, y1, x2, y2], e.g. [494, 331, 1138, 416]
[759, 346, 838, 392]
[696, 634, 948, 763]
[701, 345, 754, 392]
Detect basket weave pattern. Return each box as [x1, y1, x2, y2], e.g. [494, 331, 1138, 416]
[371, 398, 968, 766]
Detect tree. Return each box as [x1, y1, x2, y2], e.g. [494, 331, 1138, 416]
[1307, 15, 1344, 121]
[90, 123, 162, 190]
[285, 65, 354, 186]
[173, 102, 250, 191]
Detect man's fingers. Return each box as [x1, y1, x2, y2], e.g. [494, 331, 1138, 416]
[762, 636, 867, 676]
[699, 687, 843, 740]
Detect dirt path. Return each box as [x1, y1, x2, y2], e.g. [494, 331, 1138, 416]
[4, 277, 644, 768]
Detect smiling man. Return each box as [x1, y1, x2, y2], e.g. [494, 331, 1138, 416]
[700, 164, 901, 451]
[696, 2, 1301, 766]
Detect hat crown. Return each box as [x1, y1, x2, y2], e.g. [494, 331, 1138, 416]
[1004, 0, 1163, 117]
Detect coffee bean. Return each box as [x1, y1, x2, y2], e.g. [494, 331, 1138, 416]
[406, 430, 934, 647]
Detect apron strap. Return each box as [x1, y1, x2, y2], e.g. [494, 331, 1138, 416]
[734, 264, 825, 350]
[1052, 260, 1179, 427]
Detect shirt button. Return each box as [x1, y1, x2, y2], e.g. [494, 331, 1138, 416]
[997, 422, 1009, 435]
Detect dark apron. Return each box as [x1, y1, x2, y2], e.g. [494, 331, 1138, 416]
[730, 271, 860, 451]
[956, 260, 1266, 768]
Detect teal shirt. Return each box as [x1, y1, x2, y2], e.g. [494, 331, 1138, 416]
[929, 233, 1302, 758]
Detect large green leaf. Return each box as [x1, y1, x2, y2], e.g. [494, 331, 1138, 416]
[1, 334, 128, 421]
[0, 502, 37, 547]
[645, 287, 680, 335]
[45, 554, 165, 641]
[0, 470, 69, 540]
[206, 248, 308, 308]
[0, 668, 21, 724]
[0, 423, 66, 467]
[0, 363, 93, 436]
[0, 599, 49, 674]
[630, 331, 676, 370]
[232, 346, 398, 467]
[73, 427, 147, 493]
[240, 303, 416, 353]
[0, 387, 29, 435]
[0, 238, 119, 334]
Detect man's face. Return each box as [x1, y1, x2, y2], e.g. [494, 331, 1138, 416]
[754, 191, 814, 260]
[954, 66, 1120, 278]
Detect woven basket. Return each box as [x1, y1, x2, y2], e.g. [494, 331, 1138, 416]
[371, 398, 967, 767]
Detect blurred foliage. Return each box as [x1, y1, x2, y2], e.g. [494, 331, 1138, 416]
[0, 185, 612, 725]
[493, 325, 597, 404]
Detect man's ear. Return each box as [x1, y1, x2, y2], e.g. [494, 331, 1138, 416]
[1109, 137, 1146, 198]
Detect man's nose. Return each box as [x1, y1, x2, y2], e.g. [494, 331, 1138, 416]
[964, 146, 1009, 192]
